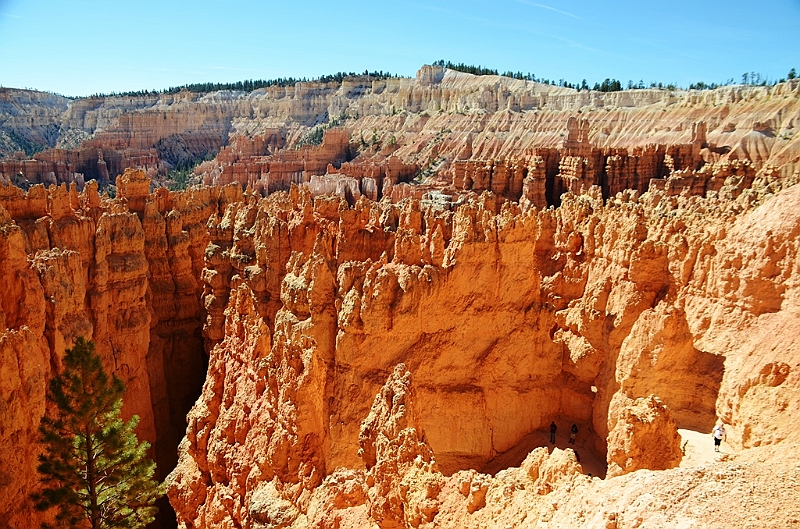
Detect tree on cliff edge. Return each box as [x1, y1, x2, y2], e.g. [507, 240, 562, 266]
[32, 337, 163, 529]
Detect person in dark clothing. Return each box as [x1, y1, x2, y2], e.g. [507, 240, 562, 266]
[550, 421, 557, 443]
[570, 423, 578, 444]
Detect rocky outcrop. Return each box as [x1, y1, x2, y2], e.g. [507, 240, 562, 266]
[201, 129, 349, 188]
[0, 146, 160, 188]
[0, 169, 238, 528]
[2, 69, 800, 529]
[160, 167, 800, 528]
[197, 129, 420, 203]
[447, 118, 756, 207]
[5, 71, 800, 201]
[606, 395, 683, 477]
[357, 364, 437, 527]
[3, 164, 800, 528]
[0, 88, 68, 157]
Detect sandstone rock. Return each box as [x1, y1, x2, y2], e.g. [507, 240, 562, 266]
[3, 165, 800, 529]
[157, 171, 799, 527]
[249, 481, 301, 529]
[305, 469, 370, 528]
[606, 395, 683, 477]
[6, 67, 799, 205]
[0, 180, 232, 529]
[3, 68, 800, 529]
[615, 303, 724, 431]
[416, 65, 445, 86]
[517, 447, 584, 495]
[359, 364, 439, 527]
[116, 167, 151, 215]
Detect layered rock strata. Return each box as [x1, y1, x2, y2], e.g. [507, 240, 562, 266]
[0, 169, 238, 528]
[4, 69, 799, 201]
[1, 67, 800, 529]
[2, 163, 799, 528]
[197, 129, 420, 202]
[163, 171, 800, 528]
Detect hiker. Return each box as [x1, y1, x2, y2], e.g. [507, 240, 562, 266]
[550, 421, 557, 443]
[570, 423, 578, 444]
[713, 424, 726, 452]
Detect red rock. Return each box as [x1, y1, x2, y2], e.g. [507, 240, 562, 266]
[0, 176, 236, 528]
[3, 70, 800, 529]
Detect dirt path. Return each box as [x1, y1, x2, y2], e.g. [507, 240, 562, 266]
[480, 426, 727, 482]
[678, 428, 732, 467]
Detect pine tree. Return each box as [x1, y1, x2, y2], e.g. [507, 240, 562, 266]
[32, 337, 163, 529]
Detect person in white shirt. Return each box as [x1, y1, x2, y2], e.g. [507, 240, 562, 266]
[713, 424, 726, 452]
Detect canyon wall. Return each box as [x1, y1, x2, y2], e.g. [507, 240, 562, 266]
[164, 174, 799, 528]
[1, 67, 800, 528]
[3, 69, 799, 195]
[0, 170, 241, 528]
[2, 164, 799, 529]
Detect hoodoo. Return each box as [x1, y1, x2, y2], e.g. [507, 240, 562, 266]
[1, 67, 800, 528]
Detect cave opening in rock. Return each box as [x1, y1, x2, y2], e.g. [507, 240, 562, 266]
[416, 378, 608, 480]
[620, 346, 726, 433]
[420, 411, 608, 480]
[479, 421, 608, 479]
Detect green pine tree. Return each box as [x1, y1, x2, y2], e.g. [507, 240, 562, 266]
[32, 337, 164, 529]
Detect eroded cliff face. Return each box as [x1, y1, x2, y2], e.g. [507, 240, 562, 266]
[2, 68, 800, 529]
[3, 68, 800, 201]
[162, 172, 800, 528]
[4, 168, 799, 528]
[0, 169, 241, 528]
[190, 72, 800, 212]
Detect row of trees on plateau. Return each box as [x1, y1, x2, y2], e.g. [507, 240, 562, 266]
[434, 60, 798, 92]
[89, 70, 398, 98]
[80, 65, 799, 100]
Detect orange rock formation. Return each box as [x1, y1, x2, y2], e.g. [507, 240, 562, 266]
[2, 68, 800, 529]
[4, 68, 799, 201]
[0, 169, 238, 528]
[164, 175, 799, 528]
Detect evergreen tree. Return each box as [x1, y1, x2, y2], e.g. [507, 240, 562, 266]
[32, 337, 163, 529]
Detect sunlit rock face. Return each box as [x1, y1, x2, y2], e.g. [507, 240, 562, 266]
[0, 170, 234, 528]
[2, 70, 800, 529]
[166, 177, 800, 528]
[3, 70, 800, 201]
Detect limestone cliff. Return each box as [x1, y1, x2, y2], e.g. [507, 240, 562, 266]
[164, 176, 800, 528]
[1, 67, 800, 529]
[3, 68, 799, 198]
[3, 165, 799, 528]
[0, 169, 238, 528]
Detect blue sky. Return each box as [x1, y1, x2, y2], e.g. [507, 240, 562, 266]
[1, 0, 798, 97]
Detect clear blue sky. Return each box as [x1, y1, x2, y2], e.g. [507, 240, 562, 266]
[1, 0, 798, 97]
